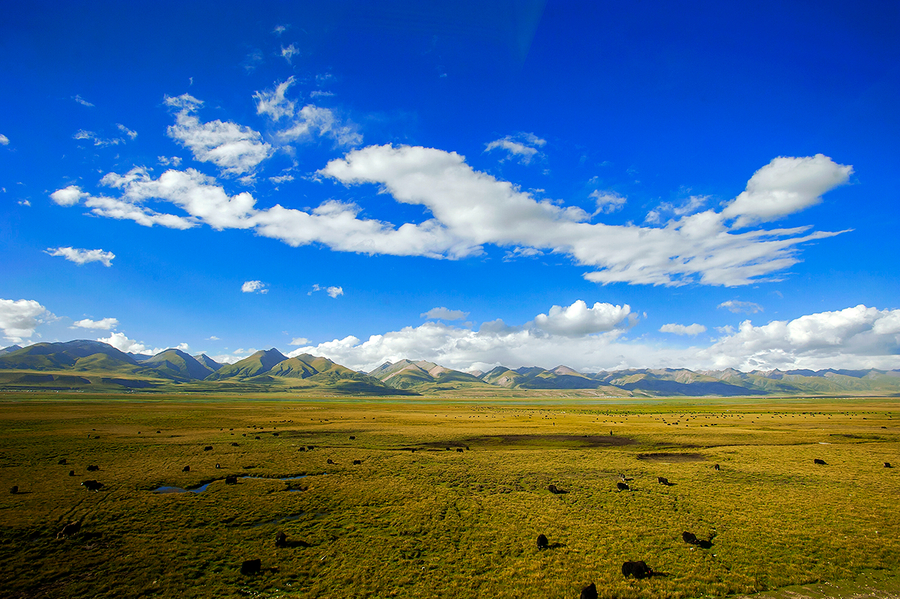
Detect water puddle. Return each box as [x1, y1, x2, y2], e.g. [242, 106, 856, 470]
[153, 474, 308, 494]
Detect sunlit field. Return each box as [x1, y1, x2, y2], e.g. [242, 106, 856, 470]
[1, 394, 899, 599]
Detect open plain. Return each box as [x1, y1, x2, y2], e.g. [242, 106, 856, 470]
[1, 394, 899, 599]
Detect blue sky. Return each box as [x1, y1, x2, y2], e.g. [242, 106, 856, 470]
[2, 1, 899, 372]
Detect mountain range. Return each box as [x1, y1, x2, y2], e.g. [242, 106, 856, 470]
[1, 340, 899, 397]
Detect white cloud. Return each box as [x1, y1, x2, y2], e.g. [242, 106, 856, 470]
[422, 307, 469, 320]
[322, 145, 848, 286]
[53, 147, 850, 288]
[0, 299, 53, 343]
[645, 195, 708, 224]
[158, 156, 182, 167]
[590, 191, 627, 214]
[290, 337, 309, 346]
[718, 300, 763, 314]
[72, 95, 94, 107]
[72, 317, 118, 330]
[207, 335, 220, 341]
[697, 305, 900, 370]
[485, 132, 546, 164]
[165, 93, 273, 176]
[279, 104, 362, 146]
[254, 77, 296, 120]
[269, 174, 294, 184]
[97, 332, 162, 355]
[533, 300, 633, 336]
[73, 130, 122, 147]
[281, 44, 299, 63]
[659, 323, 707, 336]
[45, 247, 115, 267]
[117, 124, 138, 139]
[241, 280, 268, 294]
[288, 303, 900, 373]
[273, 25, 287, 35]
[326, 286, 343, 298]
[722, 154, 852, 228]
[50, 185, 87, 206]
[0, 134, 8, 145]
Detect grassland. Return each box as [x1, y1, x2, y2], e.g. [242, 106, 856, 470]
[0, 393, 898, 598]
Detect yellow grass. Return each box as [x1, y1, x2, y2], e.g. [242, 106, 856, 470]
[0, 394, 898, 598]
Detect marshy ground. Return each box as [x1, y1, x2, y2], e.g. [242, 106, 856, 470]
[0, 394, 898, 598]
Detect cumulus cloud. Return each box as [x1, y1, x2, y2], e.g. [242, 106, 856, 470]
[718, 300, 763, 314]
[158, 156, 182, 167]
[697, 305, 900, 370]
[50, 185, 87, 206]
[590, 191, 627, 215]
[659, 323, 707, 336]
[422, 307, 469, 321]
[287, 303, 900, 373]
[0, 299, 53, 343]
[0, 134, 8, 145]
[45, 247, 115, 267]
[52, 147, 851, 288]
[533, 301, 633, 336]
[72, 317, 118, 330]
[241, 280, 268, 294]
[288, 299, 637, 372]
[97, 332, 162, 355]
[290, 337, 309, 345]
[165, 94, 273, 176]
[721, 154, 852, 228]
[485, 132, 546, 164]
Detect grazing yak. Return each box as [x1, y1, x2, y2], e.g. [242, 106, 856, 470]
[203, 446, 213, 451]
[884, 462, 892, 468]
[182, 465, 191, 472]
[327, 459, 335, 465]
[536, 534, 549, 550]
[353, 459, 362, 465]
[616, 482, 629, 491]
[657, 477, 671, 485]
[682, 531, 698, 544]
[9, 485, 18, 494]
[69, 470, 75, 476]
[622, 560, 653, 579]
[57, 521, 81, 539]
[240, 559, 261, 575]
[225, 474, 238, 485]
[275, 531, 287, 547]
[82, 480, 104, 491]
[580, 582, 598, 599]
[231, 442, 240, 447]
[86, 465, 100, 472]
[714, 463, 720, 471]
[58, 458, 67, 465]
[814, 458, 827, 465]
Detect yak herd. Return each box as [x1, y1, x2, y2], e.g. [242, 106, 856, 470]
[32, 430, 883, 599]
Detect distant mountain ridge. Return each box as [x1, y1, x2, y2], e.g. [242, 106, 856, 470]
[0, 340, 899, 397]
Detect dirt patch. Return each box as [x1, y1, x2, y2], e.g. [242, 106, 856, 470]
[637, 452, 706, 462]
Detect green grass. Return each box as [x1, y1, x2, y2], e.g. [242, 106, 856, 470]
[0, 395, 898, 598]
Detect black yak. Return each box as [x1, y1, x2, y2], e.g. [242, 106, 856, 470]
[82, 480, 103, 491]
[536, 533, 549, 550]
[617, 482, 629, 491]
[814, 458, 827, 465]
[581, 582, 598, 599]
[622, 560, 653, 579]
[240, 559, 261, 575]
